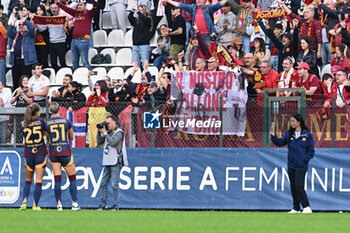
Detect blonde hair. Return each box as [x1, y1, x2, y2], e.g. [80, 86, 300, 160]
[136, 5, 153, 30]
[50, 102, 60, 114]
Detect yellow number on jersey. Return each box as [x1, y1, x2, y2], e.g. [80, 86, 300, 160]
[23, 126, 42, 144]
[50, 124, 66, 142]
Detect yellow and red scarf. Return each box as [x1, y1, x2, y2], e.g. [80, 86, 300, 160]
[135, 83, 148, 101]
[0, 22, 7, 39]
[300, 18, 314, 39]
[237, 7, 252, 32]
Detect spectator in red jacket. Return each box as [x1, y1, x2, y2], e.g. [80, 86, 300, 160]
[324, 69, 350, 108]
[256, 60, 279, 105]
[87, 80, 109, 107]
[295, 62, 323, 101]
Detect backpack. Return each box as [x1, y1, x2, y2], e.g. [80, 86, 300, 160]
[91, 54, 103, 64]
[298, 75, 329, 99]
[91, 54, 112, 64]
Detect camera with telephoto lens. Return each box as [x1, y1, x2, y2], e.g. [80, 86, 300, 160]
[97, 121, 108, 130]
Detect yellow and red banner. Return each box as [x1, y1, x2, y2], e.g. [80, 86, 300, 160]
[253, 9, 286, 20]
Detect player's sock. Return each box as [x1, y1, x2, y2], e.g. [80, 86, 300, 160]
[69, 174, 78, 202]
[22, 181, 32, 203]
[54, 175, 62, 203]
[34, 183, 42, 206]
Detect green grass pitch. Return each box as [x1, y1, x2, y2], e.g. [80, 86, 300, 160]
[0, 209, 349, 233]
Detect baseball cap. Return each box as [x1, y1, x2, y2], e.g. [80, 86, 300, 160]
[338, 7, 349, 14]
[148, 82, 158, 88]
[232, 37, 243, 45]
[282, 32, 292, 40]
[296, 62, 310, 70]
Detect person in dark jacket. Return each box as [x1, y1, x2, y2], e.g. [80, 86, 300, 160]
[107, 78, 136, 116]
[51, 74, 73, 103]
[128, 3, 152, 69]
[296, 36, 318, 77]
[65, 81, 86, 111]
[140, 81, 167, 108]
[318, 0, 339, 67]
[260, 19, 298, 73]
[271, 113, 314, 214]
[7, 15, 37, 91]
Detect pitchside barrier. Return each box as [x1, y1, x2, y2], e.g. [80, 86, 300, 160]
[0, 89, 349, 148]
[1, 148, 350, 210]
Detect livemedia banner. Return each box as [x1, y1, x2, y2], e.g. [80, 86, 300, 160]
[1, 148, 350, 210]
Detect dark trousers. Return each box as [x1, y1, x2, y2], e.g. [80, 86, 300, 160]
[49, 42, 67, 72]
[93, 9, 103, 31]
[35, 45, 49, 68]
[67, 28, 73, 51]
[152, 1, 172, 29]
[288, 168, 310, 211]
[11, 58, 33, 91]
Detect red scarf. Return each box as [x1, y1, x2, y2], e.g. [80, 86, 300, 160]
[300, 18, 314, 39]
[135, 83, 148, 100]
[12, 32, 24, 58]
[35, 29, 46, 45]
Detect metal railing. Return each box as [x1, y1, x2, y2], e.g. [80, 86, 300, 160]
[0, 92, 349, 148]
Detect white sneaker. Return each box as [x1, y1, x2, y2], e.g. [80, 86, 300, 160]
[302, 206, 312, 214]
[288, 209, 300, 214]
[57, 205, 63, 211]
[72, 202, 81, 211]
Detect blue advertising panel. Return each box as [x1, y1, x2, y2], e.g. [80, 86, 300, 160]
[0, 151, 21, 204]
[1, 148, 350, 210]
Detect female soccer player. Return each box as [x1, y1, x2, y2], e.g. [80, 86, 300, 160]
[45, 102, 79, 211]
[20, 103, 47, 211]
[270, 114, 315, 214]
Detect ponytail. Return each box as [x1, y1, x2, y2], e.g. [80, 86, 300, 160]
[23, 103, 40, 128]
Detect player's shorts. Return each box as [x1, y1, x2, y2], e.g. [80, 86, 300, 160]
[49, 155, 74, 168]
[25, 156, 47, 172]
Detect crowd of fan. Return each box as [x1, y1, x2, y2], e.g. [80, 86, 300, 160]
[1, 0, 350, 144]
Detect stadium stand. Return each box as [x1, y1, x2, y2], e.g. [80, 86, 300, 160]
[107, 67, 124, 79]
[55, 68, 73, 86]
[115, 48, 132, 66]
[73, 68, 90, 86]
[93, 30, 108, 47]
[107, 30, 124, 48]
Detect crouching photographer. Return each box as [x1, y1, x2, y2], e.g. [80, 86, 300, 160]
[96, 115, 128, 211]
